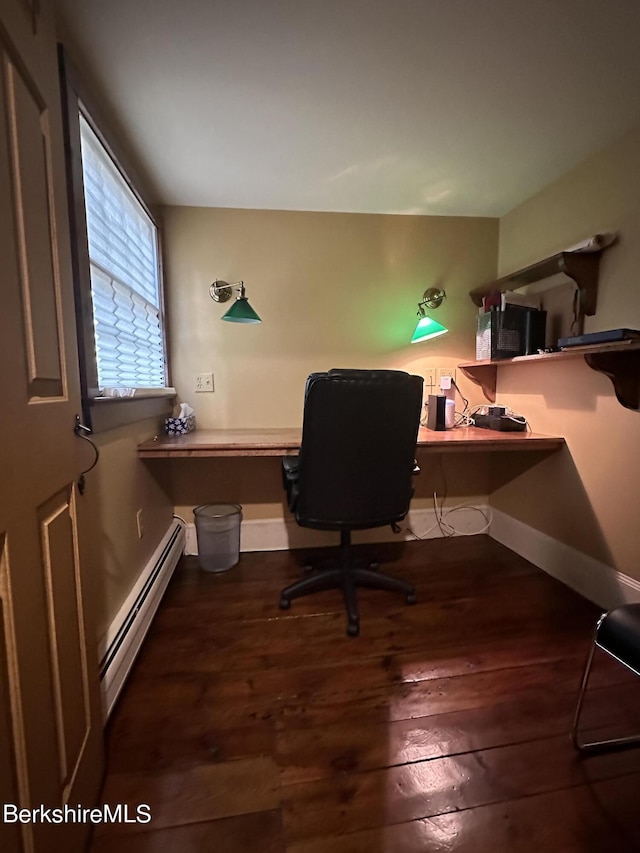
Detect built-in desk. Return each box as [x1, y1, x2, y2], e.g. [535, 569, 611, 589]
[137, 426, 564, 458]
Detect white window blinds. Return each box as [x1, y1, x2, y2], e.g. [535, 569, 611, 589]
[79, 116, 166, 390]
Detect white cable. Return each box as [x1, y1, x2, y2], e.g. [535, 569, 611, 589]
[433, 490, 454, 537]
[411, 503, 490, 539]
[468, 402, 529, 430]
[469, 402, 521, 418]
[404, 451, 492, 540]
[441, 503, 492, 535]
[455, 410, 475, 427]
[408, 499, 492, 539]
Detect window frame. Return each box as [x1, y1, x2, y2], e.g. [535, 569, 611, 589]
[59, 47, 173, 432]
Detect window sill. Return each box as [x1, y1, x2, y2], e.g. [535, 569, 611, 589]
[89, 392, 176, 433]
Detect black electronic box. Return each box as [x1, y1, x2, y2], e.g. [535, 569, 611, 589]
[473, 406, 527, 432]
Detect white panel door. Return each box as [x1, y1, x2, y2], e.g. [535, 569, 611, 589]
[0, 1, 104, 851]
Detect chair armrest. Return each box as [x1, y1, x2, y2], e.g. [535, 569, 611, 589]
[282, 456, 300, 478]
[282, 455, 300, 512]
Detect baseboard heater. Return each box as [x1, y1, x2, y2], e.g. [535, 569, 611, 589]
[99, 518, 185, 719]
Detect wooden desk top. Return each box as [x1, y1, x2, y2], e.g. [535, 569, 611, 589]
[138, 427, 564, 458]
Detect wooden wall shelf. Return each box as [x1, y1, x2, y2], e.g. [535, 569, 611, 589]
[469, 249, 603, 316]
[459, 340, 640, 410]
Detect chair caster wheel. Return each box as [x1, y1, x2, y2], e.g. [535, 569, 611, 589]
[406, 593, 417, 605]
[279, 597, 291, 610]
[347, 622, 360, 637]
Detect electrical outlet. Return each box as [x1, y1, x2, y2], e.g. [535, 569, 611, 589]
[424, 368, 436, 388]
[438, 367, 456, 383]
[195, 372, 214, 393]
[136, 509, 144, 539]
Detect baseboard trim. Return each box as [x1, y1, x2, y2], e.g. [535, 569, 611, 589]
[98, 518, 185, 719]
[489, 508, 640, 609]
[184, 504, 491, 555]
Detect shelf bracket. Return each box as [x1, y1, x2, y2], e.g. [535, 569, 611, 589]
[559, 252, 601, 316]
[584, 351, 640, 410]
[459, 364, 497, 403]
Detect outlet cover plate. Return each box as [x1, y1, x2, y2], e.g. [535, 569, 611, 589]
[438, 367, 456, 382]
[195, 372, 214, 393]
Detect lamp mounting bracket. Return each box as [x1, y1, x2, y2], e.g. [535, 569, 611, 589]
[420, 288, 446, 311]
[209, 279, 244, 304]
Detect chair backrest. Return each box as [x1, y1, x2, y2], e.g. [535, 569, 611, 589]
[295, 369, 423, 530]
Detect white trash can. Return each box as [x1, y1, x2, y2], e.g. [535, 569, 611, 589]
[193, 504, 242, 572]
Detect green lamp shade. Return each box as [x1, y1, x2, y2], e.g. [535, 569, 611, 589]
[221, 296, 262, 324]
[410, 315, 448, 344]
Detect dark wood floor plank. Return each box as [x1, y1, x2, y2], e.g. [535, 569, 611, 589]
[95, 758, 280, 836]
[123, 627, 595, 712]
[284, 776, 640, 853]
[134, 577, 596, 676]
[106, 713, 276, 775]
[276, 681, 640, 785]
[91, 536, 639, 852]
[153, 546, 540, 625]
[109, 648, 625, 748]
[281, 734, 640, 844]
[275, 654, 628, 730]
[91, 810, 284, 853]
[163, 537, 539, 599]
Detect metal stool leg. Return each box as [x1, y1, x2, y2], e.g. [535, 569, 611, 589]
[571, 633, 598, 752]
[572, 617, 640, 753]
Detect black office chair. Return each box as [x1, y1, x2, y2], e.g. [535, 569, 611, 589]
[279, 368, 423, 636]
[572, 603, 640, 752]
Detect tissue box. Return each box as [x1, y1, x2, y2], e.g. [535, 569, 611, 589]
[165, 414, 196, 435]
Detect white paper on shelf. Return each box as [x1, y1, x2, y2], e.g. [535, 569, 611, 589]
[501, 290, 542, 310]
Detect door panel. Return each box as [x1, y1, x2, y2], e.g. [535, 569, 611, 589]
[39, 489, 90, 795]
[0, 538, 25, 853]
[5, 55, 63, 398]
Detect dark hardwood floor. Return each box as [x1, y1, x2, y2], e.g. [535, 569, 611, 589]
[90, 535, 640, 852]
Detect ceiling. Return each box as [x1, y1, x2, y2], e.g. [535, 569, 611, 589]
[53, 0, 640, 217]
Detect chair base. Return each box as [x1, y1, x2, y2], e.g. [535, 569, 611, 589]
[572, 629, 640, 753]
[279, 531, 416, 636]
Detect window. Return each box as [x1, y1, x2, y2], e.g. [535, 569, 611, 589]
[79, 117, 165, 390]
[60, 49, 173, 431]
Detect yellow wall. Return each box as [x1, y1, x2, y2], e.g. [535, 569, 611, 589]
[491, 120, 640, 581]
[86, 113, 640, 624]
[46, 23, 177, 643]
[89, 419, 174, 643]
[162, 206, 498, 527]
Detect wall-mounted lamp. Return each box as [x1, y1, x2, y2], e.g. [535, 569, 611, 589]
[209, 280, 262, 324]
[410, 288, 448, 344]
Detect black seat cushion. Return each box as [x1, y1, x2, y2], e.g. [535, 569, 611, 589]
[597, 604, 640, 675]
